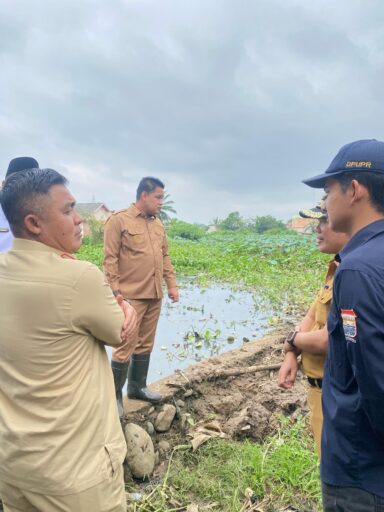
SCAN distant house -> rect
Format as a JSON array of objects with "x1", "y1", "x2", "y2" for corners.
[
  {"x1": 77, "y1": 203, "x2": 113, "y2": 237},
  {"x1": 287, "y1": 216, "x2": 315, "y2": 234}
]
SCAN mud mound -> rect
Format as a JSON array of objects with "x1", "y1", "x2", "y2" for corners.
[{"x1": 123, "y1": 332, "x2": 308, "y2": 474}]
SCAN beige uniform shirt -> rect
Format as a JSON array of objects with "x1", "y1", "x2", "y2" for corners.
[
  {"x1": 0, "y1": 239, "x2": 127, "y2": 495},
  {"x1": 103, "y1": 204, "x2": 177, "y2": 299},
  {"x1": 301, "y1": 259, "x2": 337, "y2": 379}
]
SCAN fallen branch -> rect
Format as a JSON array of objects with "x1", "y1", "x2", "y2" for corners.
[
  {"x1": 164, "y1": 358, "x2": 283, "y2": 390},
  {"x1": 206, "y1": 362, "x2": 282, "y2": 380}
]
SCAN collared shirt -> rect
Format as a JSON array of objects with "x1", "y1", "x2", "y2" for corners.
[
  {"x1": 321, "y1": 219, "x2": 384, "y2": 497},
  {"x1": 0, "y1": 239, "x2": 126, "y2": 495},
  {"x1": 301, "y1": 259, "x2": 337, "y2": 379},
  {"x1": 0, "y1": 205, "x2": 13, "y2": 252},
  {"x1": 103, "y1": 203, "x2": 177, "y2": 299}
]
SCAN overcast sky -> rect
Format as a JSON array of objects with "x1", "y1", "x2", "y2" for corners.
[{"x1": 1, "y1": 0, "x2": 383, "y2": 223}]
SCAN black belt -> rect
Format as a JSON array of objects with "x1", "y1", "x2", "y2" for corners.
[{"x1": 307, "y1": 377, "x2": 322, "y2": 389}]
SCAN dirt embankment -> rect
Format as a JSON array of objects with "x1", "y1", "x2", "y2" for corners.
[{"x1": 123, "y1": 332, "x2": 308, "y2": 478}]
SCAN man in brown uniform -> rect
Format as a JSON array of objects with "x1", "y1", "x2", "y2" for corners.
[
  {"x1": 0, "y1": 168, "x2": 136, "y2": 511},
  {"x1": 104, "y1": 176, "x2": 179, "y2": 412},
  {"x1": 278, "y1": 199, "x2": 348, "y2": 456}
]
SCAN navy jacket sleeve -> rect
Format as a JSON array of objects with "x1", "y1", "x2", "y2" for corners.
[{"x1": 334, "y1": 268, "x2": 384, "y2": 437}]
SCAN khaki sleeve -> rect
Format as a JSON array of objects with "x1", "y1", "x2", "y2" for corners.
[
  {"x1": 103, "y1": 215, "x2": 122, "y2": 291},
  {"x1": 162, "y1": 233, "x2": 177, "y2": 289},
  {"x1": 71, "y1": 264, "x2": 124, "y2": 346}
]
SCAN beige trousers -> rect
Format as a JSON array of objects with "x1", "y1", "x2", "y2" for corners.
[
  {"x1": 0, "y1": 464, "x2": 126, "y2": 512},
  {"x1": 307, "y1": 385, "x2": 323, "y2": 458},
  {"x1": 112, "y1": 298, "x2": 162, "y2": 362}
]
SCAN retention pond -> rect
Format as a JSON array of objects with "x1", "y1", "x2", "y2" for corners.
[{"x1": 108, "y1": 280, "x2": 272, "y2": 383}]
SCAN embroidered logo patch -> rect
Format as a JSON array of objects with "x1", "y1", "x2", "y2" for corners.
[
  {"x1": 345, "y1": 161, "x2": 372, "y2": 168},
  {"x1": 341, "y1": 309, "x2": 357, "y2": 342}
]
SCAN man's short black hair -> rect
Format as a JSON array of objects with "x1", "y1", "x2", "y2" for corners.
[
  {"x1": 335, "y1": 171, "x2": 384, "y2": 215},
  {"x1": 136, "y1": 177, "x2": 164, "y2": 201},
  {"x1": 1, "y1": 168, "x2": 68, "y2": 236}
]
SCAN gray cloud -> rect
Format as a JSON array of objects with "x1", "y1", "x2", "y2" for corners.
[{"x1": 1, "y1": 0, "x2": 384, "y2": 222}]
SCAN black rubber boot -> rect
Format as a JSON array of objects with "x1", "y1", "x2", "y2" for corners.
[
  {"x1": 111, "y1": 361, "x2": 129, "y2": 420},
  {"x1": 127, "y1": 353, "x2": 162, "y2": 403}
]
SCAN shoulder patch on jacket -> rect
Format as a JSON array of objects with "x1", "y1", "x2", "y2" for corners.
[{"x1": 341, "y1": 309, "x2": 357, "y2": 342}]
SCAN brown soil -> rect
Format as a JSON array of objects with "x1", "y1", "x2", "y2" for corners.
[{"x1": 123, "y1": 331, "x2": 308, "y2": 477}]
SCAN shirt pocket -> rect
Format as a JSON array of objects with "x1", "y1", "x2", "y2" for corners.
[
  {"x1": 104, "y1": 446, "x2": 116, "y2": 477},
  {"x1": 314, "y1": 287, "x2": 333, "y2": 326},
  {"x1": 319, "y1": 286, "x2": 332, "y2": 305},
  {"x1": 123, "y1": 226, "x2": 146, "y2": 249}
]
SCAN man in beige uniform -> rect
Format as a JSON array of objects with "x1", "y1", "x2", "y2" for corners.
[
  {"x1": 0, "y1": 168, "x2": 135, "y2": 512},
  {"x1": 104, "y1": 176, "x2": 178, "y2": 412},
  {"x1": 278, "y1": 199, "x2": 348, "y2": 456}
]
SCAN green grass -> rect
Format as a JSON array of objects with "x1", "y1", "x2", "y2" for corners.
[
  {"x1": 78, "y1": 244, "x2": 104, "y2": 269},
  {"x1": 127, "y1": 416, "x2": 321, "y2": 512}
]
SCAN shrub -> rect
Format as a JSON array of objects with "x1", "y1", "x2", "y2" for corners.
[
  {"x1": 83, "y1": 215, "x2": 105, "y2": 245},
  {"x1": 167, "y1": 220, "x2": 205, "y2": 240}
]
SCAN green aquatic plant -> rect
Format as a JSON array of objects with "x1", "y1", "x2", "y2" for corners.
[{"x1": 77, "y1": 231, "x2": 327, "y2": 315}]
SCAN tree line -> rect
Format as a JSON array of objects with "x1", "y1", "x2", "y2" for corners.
[{"x1": 212, "y1": 211, "x2": 286, "y2": 233}]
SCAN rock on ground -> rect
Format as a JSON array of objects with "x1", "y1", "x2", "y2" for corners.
[
  {"x1": 154, "y1": 404, "x2": 176, "y2": 432},
  {"x1": 157, "y1": 440, "x2": 171, "y2": 453},
  {"x1": 124, "y1": 423, "x2": 155, "y2": 479}
]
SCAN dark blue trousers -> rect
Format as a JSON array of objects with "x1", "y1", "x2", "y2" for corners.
[{"x1": 322, "y1": 482, "x2": 384, "y2": 512}]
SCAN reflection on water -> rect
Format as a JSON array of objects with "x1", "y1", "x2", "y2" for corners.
[{"x1": 106, "y1": 282, "x2": 271, "y2": 383}]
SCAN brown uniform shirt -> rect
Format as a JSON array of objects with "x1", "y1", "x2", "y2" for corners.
[
  {"x1": 103, "y1": 204, "x2": 177, "y2": 299},
  {"x1": 0, "y1": 239, "x2": 126, "y2": 495},
  {"x1": 301, "y1": 259, "x2": 337, "y2": 379}
]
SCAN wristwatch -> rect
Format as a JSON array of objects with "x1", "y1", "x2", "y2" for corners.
[{"x1": 285, "y1": 330, "x2": 299, "y2": 348}]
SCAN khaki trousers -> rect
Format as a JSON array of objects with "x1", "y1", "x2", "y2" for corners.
[
  {"x1": 0, "y1": 464, "x2": 126, "y2": 512},
  {"x1": 112, "y1": 299, "x2": 162, "y2": 362},
  {"x1": 307, "y1": 385, "x2": 323, "y2": 458}
]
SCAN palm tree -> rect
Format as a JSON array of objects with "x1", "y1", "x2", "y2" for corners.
[{"x1": 159, "y1": 192, "x2": 177, "y2": 224}]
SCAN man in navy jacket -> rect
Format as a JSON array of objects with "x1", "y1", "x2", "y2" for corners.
[{"x1": 303, "y1": 139, "x2": 384, "y2": 511}]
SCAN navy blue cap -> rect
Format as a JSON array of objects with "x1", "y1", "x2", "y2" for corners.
[
  {"x1": 6, "y1": 157, "x2": 39, "y2": 177},
  {"x1": 303, "y1": 139, "x2": 384, "y2": 188}
]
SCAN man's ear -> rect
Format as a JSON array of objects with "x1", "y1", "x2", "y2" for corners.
[
  {"x1": 350, "y1": 179, "x2": 367, "y2": 204},
  {"x1": 24, "y1": 214, "x2": 42, "y2": 235}
]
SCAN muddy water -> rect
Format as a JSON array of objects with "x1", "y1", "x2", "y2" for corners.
[{"x1": 106, "y1": 282, "x2": 270, "y2": 383}]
